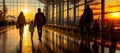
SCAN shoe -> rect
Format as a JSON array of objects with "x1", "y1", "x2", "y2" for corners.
[{"x1": 38, "y1": 38, "x2": 42, "y2": 42}]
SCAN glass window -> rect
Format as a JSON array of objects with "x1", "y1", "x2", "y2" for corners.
[{"x1": 3, "y1": 0, "x2": 45, "y2": 22}]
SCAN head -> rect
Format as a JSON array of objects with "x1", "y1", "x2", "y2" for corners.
[
  {"x1": 86, "y1": 4, "x2": 90, "y2": 8},
  {"x1": 20, "y1": 11, "x2": 23, "y2": 15},
  {"x1": 95, "y1": 19, "x2": 98, "y2": 23},
  {"x1": 38, "y1": 8, "x2": 41, "y2": 12},
  {"x1": 19, "y1": 11, "x2": 24, "y2": 17},
  {"x1": 31, "y1": 21, "x2": 33, "y2": 23}
]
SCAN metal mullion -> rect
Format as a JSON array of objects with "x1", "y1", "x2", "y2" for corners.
[{"x1": 73, "y1": 0, "x2": 76, "y2": 27}]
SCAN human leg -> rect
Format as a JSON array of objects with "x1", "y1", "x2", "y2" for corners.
[
  {"x1": 80, "y1": 26, "x2": 85, "y2": 47},
  {"x1": 37, "y1": 25, "x2": 42, "y2": 40},
  {"x1": 86, "y1": 22, "x2": 91, "y2": 47},
  {"x1": 31, "y1": 32, "x2": 33, "y2": 39},
  {"x1": 19, "y1": 27, "x2": 23, "y2": 38}
]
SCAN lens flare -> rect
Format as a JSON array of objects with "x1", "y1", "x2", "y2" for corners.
[
  {"x1": 113, "y1": 13, "x2": 118, "y2": 17},
  {"x1": 23, "y1": 8, "x2": 29, "y2": 14}
]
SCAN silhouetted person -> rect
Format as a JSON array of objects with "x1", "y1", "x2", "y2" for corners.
[
  {"x1": 109, "y1": 21, "x2": 116, "y2": 53},
  {"x1": 92, "y1": 19, "x2": 99, "y2": 53},
  {"x1": 78, "y1": 15, "x2": 86, "y2": 47},
  {"x1": 34, "y1": 8, "x2": 46, "y2": 41},
  {"x1": 84, "y1": 4, "x2": 93, "y2": 34},
  {"x1": 29, "y1": 21, "x2": 34, "y2": 39},
  {"x1": 92, "y1": 19, "x2": 100, "y2": 44},
  {"x1": 16, "y1": 12, "x2": 26, "y2": 39},
  {"x1": 83, "y1": 4, "x2": 93, "y2": 47}
]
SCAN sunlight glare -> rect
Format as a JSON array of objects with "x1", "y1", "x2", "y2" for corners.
[
  {"x1": 113, "y1": 13, "x2": 118, "y2": 17},
  {"x1": 23, "y1": 25, "x2": 29, "y2": 38},
  {"x1": 23, "y1": 8, "x2": 29, "y2": 14}
]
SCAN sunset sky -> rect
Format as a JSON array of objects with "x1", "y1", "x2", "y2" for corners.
[
  {"x1": 91, "y1": 0, "x2": 120, "y2": 19},
  {"x1": 77, "y1": 0, "x2": 120, "y2": 20},
  {"x1": 0, "y1": 0, "x2": 45, "y2": 21},
  {"x1": 0, "y1": 0, "x2": 120, "y2": 21}
]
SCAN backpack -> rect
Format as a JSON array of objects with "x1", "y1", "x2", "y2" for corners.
[{"x1": 36, "y1": 12, "x2": 46, "y2": 25}]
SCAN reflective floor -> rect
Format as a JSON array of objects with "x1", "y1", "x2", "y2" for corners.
[
  {"x1": 0, "y1": 25, "x2": 44, "y2": 53},
  {"x1": 0, "y1": 25, "x2": 120, "y2": 53}
]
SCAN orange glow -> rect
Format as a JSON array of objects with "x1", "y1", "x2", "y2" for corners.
[
  {"x1": 23, "y1": 25, "x2": 29, "y2": 39},
  {"x1": 113, "y1": 12, "x2": 119, "y2": 17},
  {"x1": 23, "y1": 8, "x2": 29, "y2": 14}
]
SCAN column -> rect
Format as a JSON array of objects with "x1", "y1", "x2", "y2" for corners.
[
  {"x1": 52, "y1": 0, "x2": 55, "y2": 25},
  {"x1": 84, "y1": 0, "x2": 87, "y2": 8},
  {"x1": 73, "y1": 0, "x2": 76, "y2": 27},
  {"x1": 3, "y1": 0, "x2": 6, "y2": 19},
  {"x1": 67, "y1": 0, "x2": 70, "y2": 26},
  {"x1": 59, "y1": 0, "x2": 61, "y2": 25},
  {"x1": 46, "y1": 0, "x2": 49, "y2": 24},
  {"x1": 61, "y1": 0, "x2": 64, "y2": 25},
  {"x1": 56, "y1": 0, "x2": 58, "y2": 25},
  {"x1": 101, "y1": 0, "x2": 105, "y2": 53}
]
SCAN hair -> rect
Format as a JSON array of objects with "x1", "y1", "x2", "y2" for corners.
[
  {"x1": 86, "y1": 5, "x2": 90, "y2": 8},
  {"x1": 38, "y1": 8, "x2": 41, "y2": 12},
  {"x1": 20, "y1": 11, "x2": 23, "y2": 15},
  {"x1": 94, "y1": 19, "x2": 98, "y2": 23},
  {"x1": 31, "y1": 21, "x2": 33, "y2": 23}
]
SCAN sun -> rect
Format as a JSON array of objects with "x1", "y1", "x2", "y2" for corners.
[
  {"x1": 23, "y1": 8, "x2": 29, "y2": 14},
  {"x1": 113, "y1": 12, "x2": 118, "y2": 17}
]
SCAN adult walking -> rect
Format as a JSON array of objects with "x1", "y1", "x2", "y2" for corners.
[
  {"x1": 34, "y1": 8, "x2": 46, "y2": 41},
  {"x1": 83, "y1": 4, "x2": 93, "y2": 35},
  {"x1": 78, "y1": 14, "x2": 86, "y2": 47},
  {"x1": 16, "y1": 11, "x2": 26, "y2": 39},
  {"x1": 83, "y1": 4, "x2": 93, "y2": 47}
]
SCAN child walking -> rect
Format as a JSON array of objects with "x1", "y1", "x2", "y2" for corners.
[
  {"x1": 29, "y1": 21, "x2": 34, "y2": 39},
  {"x1": 92, "y1": 19, "x2": 100, "y2": 53},
  {"x1": 92, "y1": 19, "x2": 100, "y2": 44}
]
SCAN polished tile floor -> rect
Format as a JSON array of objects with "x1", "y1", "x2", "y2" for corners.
[{"x1": 0, "y1": 25, "x2": 120, "y2": 53}]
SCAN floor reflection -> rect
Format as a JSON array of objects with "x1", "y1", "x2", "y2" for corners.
[
  {"x1": 32, "y1": 39, "x2": 41, "y2": 53},
  {"x1": 0, "y1": 25, "x2": 42, "y2": 53},
  {"x1": 15, "y1": 39, "x2": 41, "y2": 53},
  {"x1": 1, "y1": 25, "x2": 120, "y2": 53},
  {"x1": 42, "y1": 27, "x2": 120, "y2": 53},
  {"x1": 42, "y1": 28, "x2": 81, "y2": 53},
  {"x1": 17, "y1": 39, "x2": 22, "y2": 53},
  {"x1": 2, "y1": 31, "x2": 7, "y2": 53}
]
